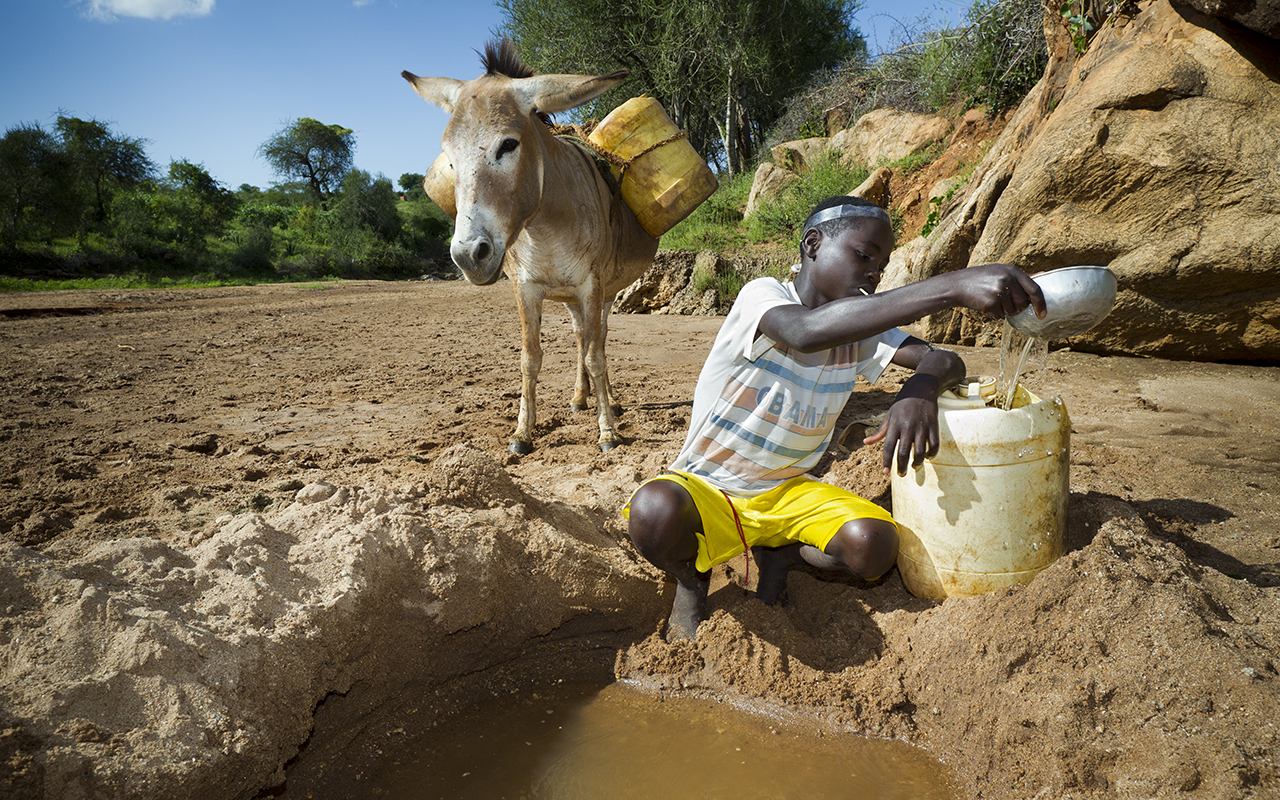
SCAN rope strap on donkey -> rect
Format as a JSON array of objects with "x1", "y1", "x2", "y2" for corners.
[{"x1": 548, "y1": 120, "x2": 688, "y2": 184}]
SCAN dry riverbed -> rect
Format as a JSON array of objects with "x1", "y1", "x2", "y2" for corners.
[{"x1": 2, "y1": 279, "x2": 1278, "y2": 798}]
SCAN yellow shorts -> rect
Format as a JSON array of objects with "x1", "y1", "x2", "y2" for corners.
[{"x1": 622, "y1": 471, "x2": 896, "y2": 574}]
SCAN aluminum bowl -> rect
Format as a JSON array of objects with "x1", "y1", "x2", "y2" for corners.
[{"x1": 1009, "y1": 265, "x2": 1117, "y2": 339}]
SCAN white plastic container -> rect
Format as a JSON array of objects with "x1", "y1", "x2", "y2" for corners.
[{"x1": 890, "y1": 378, "x2": 1070, "y2": 599}]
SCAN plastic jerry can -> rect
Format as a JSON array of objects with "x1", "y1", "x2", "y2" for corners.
[
  {"x1": 890, "y1": 377, "x2": 1070, "y2": 599},
  {"x1": 587, "y1": 96, "x2": 718, "y2": 238}
]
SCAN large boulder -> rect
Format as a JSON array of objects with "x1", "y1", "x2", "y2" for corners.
[
  {"x1": 1173, "y1": 0, "x2": 1280, "y2": 39},
  {"x1": 850, "y1": 166, "x2": 894, "y2": 208},
  {"x1": 830, "y1": 108, "x2": 952, "y2": 168},
  {"x1": 743, "y1": 161, "x2": 800, "y2": 219},
  {"x1": 885, "y1": 0, "x2": 1280, "y2": 361},
  {"x1": 769, "y1": 137, "x2": 830, "y2": 174}
]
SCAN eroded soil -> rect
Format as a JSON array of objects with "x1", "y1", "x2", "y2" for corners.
[{"x1": 2, "y1": 279, "x2": 1278, "y2": 798}]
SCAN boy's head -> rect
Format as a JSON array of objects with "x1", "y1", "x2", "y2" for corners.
[
  {"x1": 799, "y1": 196, "x2": 893, "y2": 257},
  {"x1": 794, "y1": 196, "x2": 895, "y2": 306}
]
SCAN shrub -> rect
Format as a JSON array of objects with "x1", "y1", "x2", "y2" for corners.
[
  {"x1": 748, "y1": 152, "x2": 870, "y2": 248},
  {"x1": 659, "y1": 171, "x2": 755, "y2": 252},
  {"x1": 766, "y1": 0, "x2": 1047, "y2": 152}
]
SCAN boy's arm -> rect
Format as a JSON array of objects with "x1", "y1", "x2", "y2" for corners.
[
  {"x1": 864, "y1": 338, "x2": 966, "y2": 476},
  {"x1": 759, "y1": 264, "x2": 1045, "y2": 353}
]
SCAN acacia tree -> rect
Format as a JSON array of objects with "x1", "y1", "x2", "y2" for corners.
[
  {"x1": 0, "y1": 122, "x2": 75, "y2": 251},
  {"x1": 499, "y1": 0, "x2": 864, "y2": 176},
  {"x1": 257, "y1": 118, "x2": 355, "y2": 203},
  {"x1": 54, "y1": 115, "x2": 155, "y2": 235}
]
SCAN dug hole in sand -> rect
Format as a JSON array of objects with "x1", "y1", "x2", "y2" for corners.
[{"x1": 1, "y1": 282, "x2": 1278, "y2": 798}]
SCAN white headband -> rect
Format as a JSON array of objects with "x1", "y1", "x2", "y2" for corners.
[{"x1": 803, "y1": 203, "x2": 890, "y2": 230}]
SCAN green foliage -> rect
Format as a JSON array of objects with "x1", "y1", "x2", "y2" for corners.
[
  {"x1": 920, "y1": 183, "x2": 962, "y2": 238},
  {"x1": 54, "y1": 115, "x2": 156, "y2": 233},
  {"x1": 257, "y1": 118, "x2": 355, "y2": 202},
  {"x1": 397, "y1": 173, "x2": 428, "y2": 202},
  {"x1": 768, "y1": 0, "x2": 1046, "y2": 151},
  {"x1": 0, "y1": 274, "x2": 319, "y2": 293},
  {"x1": 748, "y1": 152, "x2": 870, "y2": 248},
  {"x1": 692, "y1": 261, "x2": 748, "y2": 303},
  {"x1": 0, "y1": 122, "x2": 76, "y2": 250},
  {"x1": 499, "y1": 0, "x2": 865, "y2": 176},
  {"x1": 1060, "y1": 1, "x2": 1095, "y2": 54},
  {"x1": 659, "y1": 171, "x2": 755, "y2": 252},
  {"x1": 1, "y1": 107, "x2": 456, "y2": 287}
]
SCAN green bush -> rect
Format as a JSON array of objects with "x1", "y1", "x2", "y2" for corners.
[
  {"x1": 766, "y1": 0, "x2": 1046, "y2": 151},
  {"x1": 659, "y1": 171, "x2": 755, "y2": 252},
  {"x1": 748, "y1": 152, "x2": 870, "y2": 248}
]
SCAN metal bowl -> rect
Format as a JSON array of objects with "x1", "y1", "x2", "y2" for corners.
[{"x1": 1009, "y1": 265, "x2": 1117, "y2": 339}]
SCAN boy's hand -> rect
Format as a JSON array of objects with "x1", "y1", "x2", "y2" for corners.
[
  {"x1": 949, "y1": 264, "x2": 1047, "y2": 319},
  {"x1": 864, "y1": 396, "x2": 940, "y2": 476}
]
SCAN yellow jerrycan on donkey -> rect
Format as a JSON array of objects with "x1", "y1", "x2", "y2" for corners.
[
  {"x1": 890, "y1": 377, "x2": 1071, "y2": 600},
  {"x1": 424, "y1": 96, "x2": 717, "y2": 237}
]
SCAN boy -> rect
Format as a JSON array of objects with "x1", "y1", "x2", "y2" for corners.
[{"x1": 625, "y1": 195, "x2": 1046, "y2": 640}]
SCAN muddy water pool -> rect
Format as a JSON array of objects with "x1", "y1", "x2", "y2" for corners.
[{"x1": 367, "y1": 681, "x2": 956, "y2": 799}]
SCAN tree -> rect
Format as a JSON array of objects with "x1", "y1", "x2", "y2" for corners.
[
  {"x1": 257, "y1": 118, "x2": 355, "y2": 203},
  {"x1": 333, "y1": 169, "x2": 401, "y2": 243},
  {"x1": 54, "y1": 115, "x2": 155, "y2": 235},
  {"x1": 398, "y1": 173, "x2": 424, "y2": 193},
  {"x1": 499, "y1": 0, "x2": 865, "y2": 176},
  {"x1": 398, "y1": 172, "x2": 426, "y2": 201},
  {"x1": 167, "y1": 159, "x2": 236, "y2": 223},
  {"x1": 0, "y1": 122, "x2": 75, "y2": 251}
]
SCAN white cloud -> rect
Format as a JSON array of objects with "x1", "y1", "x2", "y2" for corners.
[
  {"x1": 83, "y1": 0, "x2": 215, "y2": 21},
  {"x1": 352, "y1": 0, "x2": 375, "y2": 6}
]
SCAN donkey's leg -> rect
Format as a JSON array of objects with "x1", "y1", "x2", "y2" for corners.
[
  {"x1": 599, "y1": 295, "x2": 622, "y2": 417},
  {"x1": 565, "y1": 301, "x2": 592, "y2": 412},
  {"x1": 511, "y1": 281, "x2": 546, "y2": 455},
  {"x1": 576, "y1": 282, "x2": 621, "y2": 451}
]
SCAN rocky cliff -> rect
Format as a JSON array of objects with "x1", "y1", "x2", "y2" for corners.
[{"x1": 883, "y1": 0, "x2": 1279, "y2": 360}]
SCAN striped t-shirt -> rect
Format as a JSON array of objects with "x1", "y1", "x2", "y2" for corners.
[{"x1": 670, "y1": 276, "x2": 909, "y2": 497}]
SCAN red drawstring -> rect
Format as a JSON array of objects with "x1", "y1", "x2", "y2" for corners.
[{"x1": 719, "y1": 489, "x2": 750, "y2": 587}]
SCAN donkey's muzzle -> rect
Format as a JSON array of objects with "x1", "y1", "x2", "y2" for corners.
[{"x1": 451, "y1": 234, "x2": 505, "y2": 286}]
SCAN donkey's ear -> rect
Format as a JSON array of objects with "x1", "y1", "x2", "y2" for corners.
[
  {"x1": 516, "y1": 70, "x2": 629, "y2": 114},
  {"x1": 402, "y1": 71, "x2": 463, "y2": 114}
]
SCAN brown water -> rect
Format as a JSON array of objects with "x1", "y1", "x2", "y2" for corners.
[{"x1": 369, "y1": 681, "x2": 956, "y2": 800}]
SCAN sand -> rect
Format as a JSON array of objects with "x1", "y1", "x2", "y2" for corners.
[{"x1": 1, "y1": 279, "x2": 1277, "y2": 798}]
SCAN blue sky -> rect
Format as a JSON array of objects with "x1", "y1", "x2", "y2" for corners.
[{"x1": 2, "y1": 0, "x2": 965, "y2": 191}]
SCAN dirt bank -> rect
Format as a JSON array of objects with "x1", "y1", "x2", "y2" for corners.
[{"x1": 1, "y1": 280, "x2": 1278, "y2": 798}]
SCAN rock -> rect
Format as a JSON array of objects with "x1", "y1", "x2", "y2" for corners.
[
  {"x1": 928, "y1": 176, "x2": 965, "y2": 202},
  {"x1": 769, "y1": 137, "x2": 830, "y2": 174},
  {"x1": 830, "y1": 109, "x2": 951, "y2": 168},
  {"x1": 850, "y1": 166, "x2": 893, "y2": 208},
  {"x1": 614, "y1": 250, "x2": 697, "y2": 313},
  {"x1": 824, "y1": 103, "x2": 852, "y2": 135},
  {"x1": 744, "y1": 162, "x2": 800, "y2": 219},
  {"x1": 1173, "y1": 0, "x2": 1280, "y2": 39},
  {"x1": 665, "y1": 251, "x2": 731, "y2": 316},
  {"x1": 294, "y1": 481, "x2": 337, "y2": 505},
  {"x1": 888, "y1": 0, "x2": 1280, "y2": 361}
]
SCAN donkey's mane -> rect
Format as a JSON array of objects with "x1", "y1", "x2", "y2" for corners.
[{"x1": 482, "y1": 38, "x2": 534, "y2": 79}]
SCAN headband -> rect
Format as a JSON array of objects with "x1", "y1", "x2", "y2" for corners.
[{"x1": 803, "y1": 203, "x2": 890, "y2": 231}]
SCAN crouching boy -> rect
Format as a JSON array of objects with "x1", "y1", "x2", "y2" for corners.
[{"x1": 624, "y1": 195, "x2": 1046, "y2": 640}]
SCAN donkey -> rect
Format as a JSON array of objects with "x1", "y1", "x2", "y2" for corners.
[{"x1": 403, "y1": 41, "x2": 659, "y2": 454}]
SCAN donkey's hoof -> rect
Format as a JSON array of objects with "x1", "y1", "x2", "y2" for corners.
[
  {"x1": 509, "y1": 439, "x2": 534, "y2": 456},
  {"x1": 570, "y1": 402, "x2": 589, "y2": 412},
  {"x1": 599, "y1": 438, "x2": 622, "y2": 453}
]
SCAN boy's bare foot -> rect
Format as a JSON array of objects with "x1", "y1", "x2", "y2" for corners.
[
  {"x1": 666, "y1": 572, "x2": 710, "y2": 641},
  {"x1": 753, "y1": 544, "x2": 807, "y2": 606}
]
